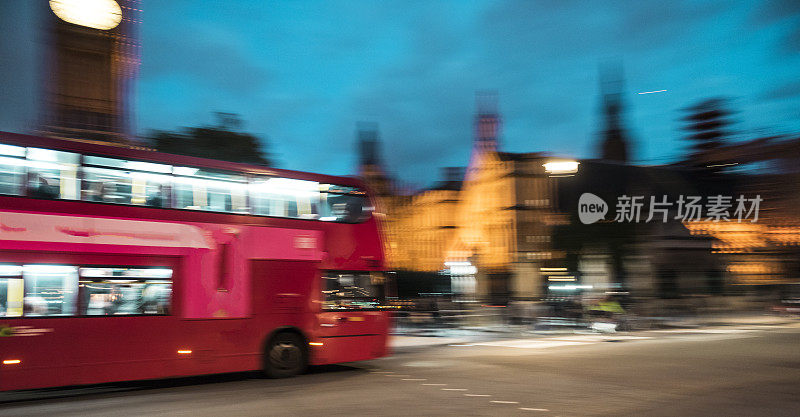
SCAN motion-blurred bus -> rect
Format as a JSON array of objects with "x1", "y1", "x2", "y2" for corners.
[{"x1": 0, "y1": 132, "x2": 391, "y2": 391}]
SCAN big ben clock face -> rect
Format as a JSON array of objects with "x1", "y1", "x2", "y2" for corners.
[{"x1": 49, "y1": 0, "x2": 123, "y2": 30}]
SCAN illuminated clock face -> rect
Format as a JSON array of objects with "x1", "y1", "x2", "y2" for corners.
[{"x1": 49, "y1": 0, "x2": 123, "y2": 31}]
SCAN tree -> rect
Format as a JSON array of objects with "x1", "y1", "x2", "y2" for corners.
[
  {"x1": 147, "y1": 113, "x2": 272, "y2": 166},
  {"x1": 681, "y1": 98, "x2": 734, "y2": 167}
]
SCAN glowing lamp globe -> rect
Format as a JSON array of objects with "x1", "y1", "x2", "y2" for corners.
[{"x1": 49, "y1": 0, "x2": 123, "y2": 30}]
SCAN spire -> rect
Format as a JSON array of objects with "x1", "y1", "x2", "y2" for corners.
[
  {"x1": 598, "y1": 62, "x2": 631, "y2": 163},
  {"x1": 474, "y1": 91, "x2": 500, "y2": 152},
  {"x1": 357, "y1": 122, "x2": 380, "y2": 166}
]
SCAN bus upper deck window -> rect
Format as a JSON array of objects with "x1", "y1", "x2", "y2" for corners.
[
  {"x1": 172, "y1": 167, "x2": 248, "y2": 213},
  {"x1": 249, "y1": 177, "x2": 320, "y2": 219},
  {"x1": 0, "y1": 144, "x2": 27, "y2": 196},
  {"x1": 26, "y1": 148, "x2": 80, "y2": 200},
  {"x1": 82, "y1": 156, "x2": 172, "y2": 207}
]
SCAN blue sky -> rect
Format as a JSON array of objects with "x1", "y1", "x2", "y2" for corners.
[{"x1": 2, "y1": 1, "x2": 800, "y2": 188}]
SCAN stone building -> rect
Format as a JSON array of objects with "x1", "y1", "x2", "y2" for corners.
[
  {"x1": 358, "y1": 95, "x2": 565, "y2": 303},
  {"x1": 358, "y1": 88, "x2": 800, "y2": 304}
]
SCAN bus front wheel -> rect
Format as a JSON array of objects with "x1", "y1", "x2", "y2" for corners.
[{"x1": 263, "y1": 332, "x2": 307, "y2": 378}]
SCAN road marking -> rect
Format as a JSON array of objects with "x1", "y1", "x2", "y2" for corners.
[
  {"x1": 422, "y1": 383, "x2": 447, "y2": 386},
  {"x1": 385, "y1": 374, "x2": 411, "y2": 377},
  {"x1": 402, "y1": 378, "x2": 427, "y2": 381},
  {"x1": 442, "y1": 388, "x2": 468, "y2": 391},
  {"x1": 519, "y1": 407, "x2": 549, "y2": 411},
  {"x1": 651, "y1": 328, "x2": 754, "y2": 334},
  {"x1": 491, "y1": 400, "x2": 520, "y2": 404},
  {"x1": 464, "y1": 394, "x2": 491, "y2": 397},
  {"x1": 448, "y1": 344, "x2": 474, "y2": 347}
]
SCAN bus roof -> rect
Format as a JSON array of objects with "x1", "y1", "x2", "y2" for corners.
[{"x1": 0, "y1": 131, "x2": 364, "y2": 188}]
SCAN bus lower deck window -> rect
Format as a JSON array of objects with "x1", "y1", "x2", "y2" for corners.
[
  {"x1": 22, "y1": 265, "x2": 79, "y2": 317},
  {"x1": 78, "y1": 267, "x2": 172, "y2": 316},
  {"x1": 0, "y1": 264, "x2": 172, "y2": 317}
]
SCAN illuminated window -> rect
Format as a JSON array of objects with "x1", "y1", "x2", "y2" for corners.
[
  {"x1": 78, "y1": 267, "x2": 172, "y2": 316},
  {"x1": 172, "y1": 168, "x2": 247, "y2": 213},
  {"x1": 0, "y1": 141, "x2": 373, "y2": 223},
  {"x1": 0, "y1": 145, "x2": 26, "y2": 196},
  {"x1": 0, "y1": 157, "x2": 25, "y2": 196},
  {"x1": 26, "y1": 148, "x2": 80, "y2": 200},
  {"x1": 22, "y1": 265, "x2": 79, "y2": 317},
  {"x1": 0, "y1": 265, "x2": 23, "y2": 317},
  {"x1": 250, "y1": 177, "x2": 320, "y2": 219},
  {"x1": 82, "y1": 156, "x2": 172, "y2": 207},
  {"x1": 0, "y1": 264, "x2": 172, "y2": 317},
  {"x1": 322, "y1": 271, "x2": 385, "y2": 310}
]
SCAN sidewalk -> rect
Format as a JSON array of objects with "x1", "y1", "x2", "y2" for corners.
[
  {"x1": 391, "y1": 328, "x2": 495, "y2": 350},
  {"x1": 390, "y1": 313, "x2": 799, "y2": 350}
]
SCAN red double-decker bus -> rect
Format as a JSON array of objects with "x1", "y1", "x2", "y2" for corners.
[{"x1": 0, "y1": 132, "x2": 391, "y2": 391}]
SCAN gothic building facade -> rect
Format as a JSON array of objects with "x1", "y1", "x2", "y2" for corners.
[
  {"x1": 356, "y1": 86, "x2": 786, "y2": 303},
  {"x1": 358, "y1": 95, "x2": 564, "y2": 303}
]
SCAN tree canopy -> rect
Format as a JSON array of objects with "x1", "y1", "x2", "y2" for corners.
[{"x1": 147, "y1": 113, "x2": 272, "y2": 166}]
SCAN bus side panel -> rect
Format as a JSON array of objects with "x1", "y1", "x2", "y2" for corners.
[
  {"x1": 0, "y1": 252, "x2": 253, "y2": 391},
  {"x1": 250, "y1": 260, "x2": 318, "y2": 349},
  {"x1": 312, "y1": 311, "x2": 392, "y2": 365}
]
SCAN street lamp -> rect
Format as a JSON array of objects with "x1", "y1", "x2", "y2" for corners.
[{"x1": 543, "y1": 160, "x2": 580, "y2": 175}]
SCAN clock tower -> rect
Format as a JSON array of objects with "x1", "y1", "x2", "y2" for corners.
[{"x1": 39, "y1": 0, "x2": 140, "y2": 144}]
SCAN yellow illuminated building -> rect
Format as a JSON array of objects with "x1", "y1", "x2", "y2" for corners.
[
  {"x1": 358, "y1": 97, "x2": 565, "y2": 302},
  {"x1": 686, "y1": 221, "x2": 800, "y2": 285}
]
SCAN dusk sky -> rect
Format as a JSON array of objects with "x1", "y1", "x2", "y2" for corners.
[{"x1": 2, "y1": 1, "x2": 800, "y2": 188}]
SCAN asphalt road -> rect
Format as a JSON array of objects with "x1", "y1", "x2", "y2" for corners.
[{"x1": 2, "y1": 322, "x2": 800, "y2": 416}]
